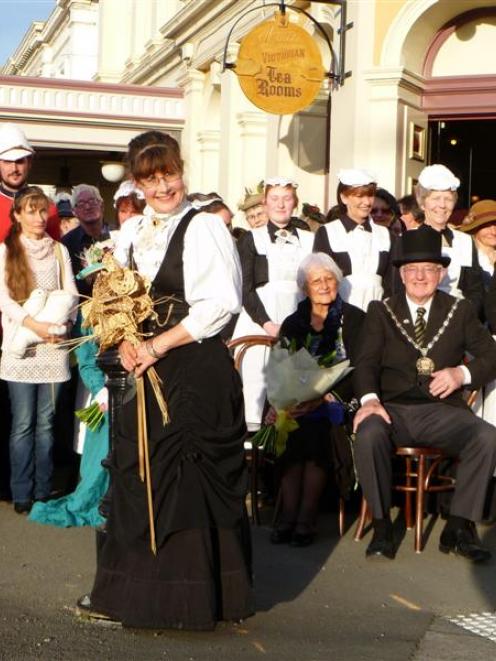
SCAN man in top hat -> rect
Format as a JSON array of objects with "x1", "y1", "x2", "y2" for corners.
[
  {"x1": 0, "y1": 123, "x2": 60, "y2": 241},
  {"x1": 352, "y1": 224, "x2": 496, "y2": 561}
]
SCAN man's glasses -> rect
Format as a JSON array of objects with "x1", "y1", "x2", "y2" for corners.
[
  {"x1": 403, "y1": 265, "x2": 442, "y2": 275},
  {"x1": 75, "y1": 199, "x2": 101, "y2": 208}
]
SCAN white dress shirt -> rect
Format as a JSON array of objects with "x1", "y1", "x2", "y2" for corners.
[{"x1": 114, "y1": 203, "x2": 242, "y2": 341}]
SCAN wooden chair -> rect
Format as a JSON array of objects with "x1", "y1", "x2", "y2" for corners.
[
  {"x1": 354, "y1": 447, "x2": 456, "y2": 552},
  {"x1": 354, "y1": 390, "x2": 478, "y2": 553},
  {"x1": 227, "y1": 334, "x2": 346, "y2": 535},
  {"x1": 227, "y1": 335, "x2": 277, "y2": 524}
]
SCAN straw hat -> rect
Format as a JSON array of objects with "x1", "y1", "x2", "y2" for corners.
[{"x1": 459, "y1": 199, "x2": 496, "y2": 234}]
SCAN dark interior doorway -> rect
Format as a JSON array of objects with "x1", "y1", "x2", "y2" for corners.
[{"x1": 428, "y1": 118, "x2": 496, "y2": 212}]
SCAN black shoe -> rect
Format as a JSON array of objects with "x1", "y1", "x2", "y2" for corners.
[
  {"x1": 270, "y1": 527, "x2": 293, "y2": 544},
  {"x1": 290, "y1": 531, "x2": 315, "y2": 547},
  {"x1": 14, "y1": 500, "x2": 33, "y2": 515},
  {"x1": 366, "y1": 528, "x2": 395, "y2": 560},
  {"x1": 76, "y1": 594, "x2": 117, "y2": 622},
  {"x1": 439, "y1": 524, "x2": 491, "y2": 563}
]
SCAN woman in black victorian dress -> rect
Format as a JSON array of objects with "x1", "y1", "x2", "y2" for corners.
[{"x1": 83, "y1": 131, "x2": 253, "y2": 629}]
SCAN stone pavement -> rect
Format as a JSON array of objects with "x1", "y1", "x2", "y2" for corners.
[{"x1": 1, "y1": 500, "x2": 496, "y2": 660}]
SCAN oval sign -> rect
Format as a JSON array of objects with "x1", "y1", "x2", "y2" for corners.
[{"x1": 236, "y1": 12, "x2": 325, "y2": 115}]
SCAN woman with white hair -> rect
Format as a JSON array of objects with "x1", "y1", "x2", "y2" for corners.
[
  {"x1": 413, "y1": 164, "x2": 483, "y2": 314},
  {"x1": 270, "y1": 252, "x2": 363, "y2": 547},
  {"x1": 233, "y1": 177, "x2": 313, "y2": 430}
]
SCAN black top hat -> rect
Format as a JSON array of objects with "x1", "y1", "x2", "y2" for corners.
[{"x1": 392, "y1": 224, "x2": 451, "y2": 267}]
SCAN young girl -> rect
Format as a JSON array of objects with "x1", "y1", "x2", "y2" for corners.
[{"x1": 0, "y1": 187, "x2": 77, "y2": 513}]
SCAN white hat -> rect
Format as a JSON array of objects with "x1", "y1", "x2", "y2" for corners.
[
  {"x1": 113, "y1": 180, "x2": 145, "y2": 207},
  {"x1": 0, "y1": 123, "x2": 34, "y2": 161},
  {"x1": 418, "y1": 164, "x2": 460, "y2": 191},
  {"x1": 337, "y1": 168, "x2": 376, "y2": 186},
  {"x1": 265, "y1": 176, "x2": 298, "y2": 189}
]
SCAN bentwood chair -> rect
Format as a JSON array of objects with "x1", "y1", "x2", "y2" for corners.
[
  {"x1": 227, "y1": 334, "x2": 347, "y2": 535},
  {"x1": 227, "y1": 335, "x2": 277, "y2": 524},
  {"x1": 354, "y1": 390, "x2": 478, "y2": 553}
]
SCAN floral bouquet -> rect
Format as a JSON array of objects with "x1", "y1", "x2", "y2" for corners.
[{"x1": 251, "y1": 341, "x2": 352, "y2": 457}]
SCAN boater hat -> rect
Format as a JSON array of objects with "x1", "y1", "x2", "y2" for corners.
[
  {"x1": 393, "y1": 225, "x2": 451, "y2": 268},
  {"x1": 459, "y1": 199, "x2": 496, "y2": 234}
]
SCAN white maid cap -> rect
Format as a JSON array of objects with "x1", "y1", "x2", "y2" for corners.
[
  {"x1": 418, "y1": 164, "x2": 460, "y2": 191},
  {"x1": 265, "y1": 176, "x2": 298, "y2": 189},
  {"x1": 337, "y1": 168, "x2": 376, "y2": 186}
]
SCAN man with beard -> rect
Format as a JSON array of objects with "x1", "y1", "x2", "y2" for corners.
[{"x1": 0, "y1": 123, "x2": 60, "y2": 241}]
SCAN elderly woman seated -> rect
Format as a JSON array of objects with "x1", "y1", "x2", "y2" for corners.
[{"x1": 270, "y1": 252, "x2": 364, "y2": 546}]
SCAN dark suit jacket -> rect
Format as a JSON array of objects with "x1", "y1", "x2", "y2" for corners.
[{"x1": 353, "y1": 290, "x2": 496, "y2": 408}]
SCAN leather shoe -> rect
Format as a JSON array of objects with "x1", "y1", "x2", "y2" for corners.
[
  {"x1": 270, "y1": 527, "x2": 293, "y2": 544},
  {"x1": 439, "y1": 524, "x2": 491, "y2": 563},
  {"x1": 14, "y1": 500, "x2": 33, "y2": 515},
  {"x1": 366, "y1": 529, "x2": 395, "y2": 560},
  {"x1": 290, "y1": 531, "x2": 315, "y2": 547}
]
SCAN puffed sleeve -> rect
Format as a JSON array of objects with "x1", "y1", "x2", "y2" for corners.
[{"x1": 181, "y1": 213, "x2": 242, "y2": 340}]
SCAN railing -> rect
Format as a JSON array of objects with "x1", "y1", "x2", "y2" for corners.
[{"x1": 0, "y1": 75, "x2": 184, "y2": 126}]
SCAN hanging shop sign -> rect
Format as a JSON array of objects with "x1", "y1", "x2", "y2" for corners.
[{"x1": 235, "y1": 11, "x2": 325, "y2": 115}]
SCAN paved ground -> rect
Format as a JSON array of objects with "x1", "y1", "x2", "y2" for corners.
[{"x1": 1, "y1": 500, "x2": 496, "y2": 660}]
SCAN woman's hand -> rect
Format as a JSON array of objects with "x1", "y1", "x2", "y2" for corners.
[
  {"x1": 118, "y1": 340, "x2": 138, "y2": 373},
  {"x1": 264, "y1": 406, "x2": 277, "y2": 425},
  {"x1": 263, "y1": 321, "x2": 281, "y2": 338},
  {"x1": 134, "y1": 341, "x2": 158, "y2": 378},
  {"x1": 24, "y1": 318, "x2": 61, "y2": 343}
]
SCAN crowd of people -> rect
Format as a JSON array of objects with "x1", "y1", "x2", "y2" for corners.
[{"x1": 1, "y1": 120, "x2": 496, "y2": 630}]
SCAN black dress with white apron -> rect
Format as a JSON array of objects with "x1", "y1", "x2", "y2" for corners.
[
  {"x1": 90, "y1": 209, "x2": 254, "y2": 629},
  {"x1": 232, "y1": 220, "x2": 313, "y2": 428},
  {"x1": 313, "y1": 216, "x2": 391, "y2": 312}
]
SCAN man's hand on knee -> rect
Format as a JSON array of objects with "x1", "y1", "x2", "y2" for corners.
[
  {"x1": 429, "y1": 367, "x2": 465, "y2": 399},
  {"x1": 353, "y1": 399, "x2": 391, "y2": 432}
]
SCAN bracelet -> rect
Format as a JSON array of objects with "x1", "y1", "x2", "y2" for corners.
[{"x1": 145, "y1": 338, "x2": 162, "y2": 360}]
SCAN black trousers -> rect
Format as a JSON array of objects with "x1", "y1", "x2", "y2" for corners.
[{"x1": 354, "y1": 402, "x2": 496, "y2": 521}]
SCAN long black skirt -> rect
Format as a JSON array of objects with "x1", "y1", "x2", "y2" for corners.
[{"x1": 90, "y1": 337, "x2": 254, "y2": 629}]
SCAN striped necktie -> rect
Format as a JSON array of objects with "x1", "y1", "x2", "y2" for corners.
[{"x1": 414, "y1": 307, "x2": 426, "y2": 345}]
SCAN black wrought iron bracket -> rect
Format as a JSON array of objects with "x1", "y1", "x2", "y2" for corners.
[{"x1": 221, "y1": 0, "x2": 353, "y2": 87}]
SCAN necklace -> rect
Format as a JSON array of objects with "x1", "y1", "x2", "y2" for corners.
[{"x1": 383, "y1": 298, "x2": 460, "y2": 375}]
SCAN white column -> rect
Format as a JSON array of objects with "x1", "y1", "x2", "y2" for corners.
[
  {"x1": 177, "y1": 68, "x2": 206, "y2": 190},
  {"x1": 95, "y1": 0, "x2": 133, "y2": 82},
  {"x1": 197, "y1": 130, "x2": 221, "y2": 194}
]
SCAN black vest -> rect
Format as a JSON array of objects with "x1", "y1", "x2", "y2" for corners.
[{"x1": 143, "y1": 208, "x2": 200, "y2": 335}]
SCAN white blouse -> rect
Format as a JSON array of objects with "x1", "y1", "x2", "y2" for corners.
[{"x1": 114, "y1": 203, "x2": 242, "y2": 341}]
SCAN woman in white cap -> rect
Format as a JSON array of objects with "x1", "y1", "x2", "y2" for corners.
[
  {"x1": 233, "y1": 177, "x2": 313, "y2": 430},
  {"x1": 414, "y1": 164, "x2": 483, "y2": 314},
  {"x1": 113, "y1": 179, "x2": 145, "y2": 226},
  {"x1": 313, "y1": 169, "x2": 391, "y2": 312}
]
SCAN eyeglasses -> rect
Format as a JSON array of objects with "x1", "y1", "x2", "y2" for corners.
[
  {"x1": 403, "y1": 265, "x2": 442, "y2": 275},
  {"x1": 75, "y1": 199, "x2": 101, "y2": 208},
  {"x1": 139, "y1": 173, "x2": 181, "y2": 190}
]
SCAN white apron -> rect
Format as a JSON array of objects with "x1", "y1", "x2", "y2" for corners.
[
  {"x1": 439, "y1": 228, "x2": 473, "y2": 299},
  {"x1": 325, "y1": 219, "x2": 390, "y2": 312},
  {"x1": 233, "y1": 226, "x2": 313, "y2": 428}
]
